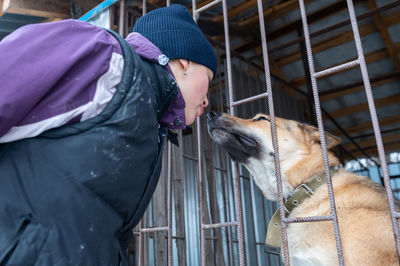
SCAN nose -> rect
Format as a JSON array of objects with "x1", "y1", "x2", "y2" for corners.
[
  {"x1": 202, "y1": 97, "x2": 209, "y2": 107},
  {"x1": 207, "y1": 111, "x2": 220, "y2": 121}
]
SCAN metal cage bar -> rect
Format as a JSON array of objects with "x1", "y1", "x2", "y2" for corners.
[
  {"x1": 221, "y1": 0, "x2": 247, "y2": 264},
  {"x1": 118, "y1": 0, "x2": 127, "y2": 37},
  {"x1": 297, "y1": 0, "x2": 344, "y2": 265},
  {"x1": 255, "y1": 0, "x2": 290, "y2": 264},
  {"x1": 142, "y1": 0, "x2": 146, "y2": 16},
  {"x1": 137, "y1": 142, "x2": 174, "y2": 266},
  {"x1": 194, "y1": 0, "x2": 222, "y2": 15},
  {"x1": 190, "y1": 0, "x2": 208, "y2": 263},
  {"x1": 167, "y1": 141, "x2": 173, "y2": 266},
  {"x1": 190, "y1": 0, "x2": 247, "y2": 265},
  {"x1": 136, "y1": 2, "x2": 175, "y2": 266},
  {"x1": 344, "y1": 0, "x2": 400, "y2": 258},
  {"x1": 231, "y1": 92, "x2": 269, "y2": 107},
  {"x1": 313, "y1": 59, "x2": 360, "y2": 79}
]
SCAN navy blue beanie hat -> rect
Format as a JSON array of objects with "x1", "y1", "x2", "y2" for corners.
[{"x1": 133, "y1": 4, "x2": 217, "y2": 75}]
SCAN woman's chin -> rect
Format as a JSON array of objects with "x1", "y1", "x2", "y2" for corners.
[
  {"x1": 185, "y1": 116, "x2": 196, "y2": 126},
  {"x1": 190, "y1": 113, "x2": 201, "y2": 125},
  {"x1": 185, "y1": 110, "x2": 203, "y2": 125}
]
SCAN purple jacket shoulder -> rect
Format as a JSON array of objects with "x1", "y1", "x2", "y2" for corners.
[{"x1": 0, "y1": 19, "x2": 185, "y2": 143}]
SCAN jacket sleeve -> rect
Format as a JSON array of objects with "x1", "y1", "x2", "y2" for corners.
[{"x1": 0, "y1": 19, "x2": 123, "y2": 142}]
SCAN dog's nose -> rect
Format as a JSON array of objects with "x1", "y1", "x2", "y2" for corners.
[{"x1": 207, "y1": 111, "x2": 220, "y2": 121}]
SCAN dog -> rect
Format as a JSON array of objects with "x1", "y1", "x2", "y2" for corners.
[{"x1": 207, "y1": 111, "x2": 398, "y2": 265}]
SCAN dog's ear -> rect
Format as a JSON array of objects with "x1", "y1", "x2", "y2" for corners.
[
  {"x1": 324, "y1": 131, "x2": 341, "y2": 149},
  {"x1": 299, "y1": 123, "x2": 341, "y2": 149}
]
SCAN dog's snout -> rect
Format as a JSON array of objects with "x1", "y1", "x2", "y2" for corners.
[{"x1": 207, "y1": 111, "x2": 220, "y2": 121}]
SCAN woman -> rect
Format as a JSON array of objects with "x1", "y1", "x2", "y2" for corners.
[{"x1": 0, "y1": 4, "x2": 216, "y2": 265}]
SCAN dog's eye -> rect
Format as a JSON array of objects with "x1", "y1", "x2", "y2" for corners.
[{"x1": 254, "y1": 116, "x2": 270, "y2": 122}]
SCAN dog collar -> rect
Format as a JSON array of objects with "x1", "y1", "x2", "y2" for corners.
[{"x1": 265, "y1": 167, "x2": 337, "y2": 255}]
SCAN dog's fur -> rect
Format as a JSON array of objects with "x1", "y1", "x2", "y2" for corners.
[{"x1": 207, "y1": 112, "x2": 399, "y2": 266}]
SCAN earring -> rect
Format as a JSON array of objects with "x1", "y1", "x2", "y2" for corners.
[{"x1": 184, "y1": 70, "x2": 188, "y2": 76}]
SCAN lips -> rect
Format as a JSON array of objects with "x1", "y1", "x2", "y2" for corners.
[{"x1": 198, "y1": 106, "x2": 204, "y2": 116}]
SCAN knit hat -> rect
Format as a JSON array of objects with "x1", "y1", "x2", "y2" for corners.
[{"x1": 133, "y1": 4, "x2": 217, "y2": 75}]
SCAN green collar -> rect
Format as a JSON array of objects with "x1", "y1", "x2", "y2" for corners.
[{"x1": 265, "y1": 168, "x2": 337, "y2": 255}]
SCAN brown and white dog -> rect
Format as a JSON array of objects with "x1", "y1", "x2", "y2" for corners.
[{"x1": 207, "y1": 111, "x2": 398, "y2": 265}]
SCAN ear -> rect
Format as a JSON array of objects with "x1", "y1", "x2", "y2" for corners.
[
  {"x1": 324, "y1": 131, "x2": 341, "y2": 149},
  {"x1": 177, "y1": 59, "x2": 189, "y2": 72},
  {"x1": 299, "y1": 123, "x2": 341, "y2": 149}
]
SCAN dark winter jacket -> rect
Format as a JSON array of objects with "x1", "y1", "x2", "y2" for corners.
[{"x1": 0, "y1": 20, "x2": 183, "y2": 265}]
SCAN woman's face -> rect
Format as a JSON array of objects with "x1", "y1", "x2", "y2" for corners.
[{"x1": 170, "y1": 60, "x2": 214, "y2": 125}]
